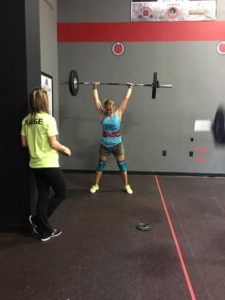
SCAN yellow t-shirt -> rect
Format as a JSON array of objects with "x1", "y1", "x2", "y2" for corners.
[{"x1": 21, "y1": 112, "x2": 59, "y2": 168}]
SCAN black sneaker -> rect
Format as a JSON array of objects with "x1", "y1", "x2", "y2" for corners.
[
  {"x1": 41, "y1": 229, "x2": 62, "y2": 242},
  {"x1": 29, "y1": 215, "x2": 38, "y2": 234}
]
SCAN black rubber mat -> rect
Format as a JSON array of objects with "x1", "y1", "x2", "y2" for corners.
[{"x1": 0, "y1": 173, "x2": 225, "y2": 299}]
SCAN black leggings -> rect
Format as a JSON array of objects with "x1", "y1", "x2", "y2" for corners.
[{"x1": 32, "y1": 167, "x2": 66, "y2": 235}]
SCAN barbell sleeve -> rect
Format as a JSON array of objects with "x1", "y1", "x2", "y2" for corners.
[{"x1": 158, "y1": 84, "x2": 173, "y2": 88}]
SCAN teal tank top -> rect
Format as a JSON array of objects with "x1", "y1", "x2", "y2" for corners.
[{"x1": 101, "y1": 112, "x2": 122, "y2": 147}]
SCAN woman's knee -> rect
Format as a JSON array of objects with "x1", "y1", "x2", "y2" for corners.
[
  {"x1": 116, "y1": 159, "x2": 127, "y2": 172},
  {"x1": 96, "y1": 156, "x2": 107, "y2": 172}
]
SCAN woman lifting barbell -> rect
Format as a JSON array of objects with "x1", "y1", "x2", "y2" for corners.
[{"x1": 89, "y1": 80, "x2": 133, "y2": 194}]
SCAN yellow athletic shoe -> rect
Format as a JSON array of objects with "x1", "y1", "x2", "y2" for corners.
[
  {"x1": 124, "y1": 184, "x2": 133, "y2": 194},
  {"x1": 90, "y1": 184, "x2": 99, "y2": 193}
]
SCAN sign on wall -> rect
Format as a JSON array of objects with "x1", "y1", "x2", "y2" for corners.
[
  {"x1": 41, "y1": 72, "x2": 53, "y2": 116},
  {"x1": 131, "y1": 0, "x2": 217, "y2": 22}
]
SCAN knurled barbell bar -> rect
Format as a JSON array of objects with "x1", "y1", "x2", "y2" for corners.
[{"x1": 67, "y1": 69, "x2": 173, "y2": 99}]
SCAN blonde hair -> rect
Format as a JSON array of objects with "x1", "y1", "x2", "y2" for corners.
[
  {"x1": 103, "y1": 98, "x2": 115, "y2": 109},
  {"x1": 29, "y1": 88, "x2": 49, "y2": 118}
]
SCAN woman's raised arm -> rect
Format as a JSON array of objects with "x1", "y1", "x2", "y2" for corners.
[
  {"x1": 117, "y1": 82, "x2": 133, "y2": 114},
  {"x1": 92, "y1": 81, "x2": 104, "y2": 114}
]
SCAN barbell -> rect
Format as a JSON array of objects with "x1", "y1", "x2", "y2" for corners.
[{"x1": 67, "y1": 69, "x2": 173, "y2": 99}]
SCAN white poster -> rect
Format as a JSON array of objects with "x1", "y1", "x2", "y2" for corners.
[
  {"x1": 41, "y1": 72, "x2": 53, "y2": 116},
  {"x1": 131, "y1": 0, "x2": 217, "y2": 22}
]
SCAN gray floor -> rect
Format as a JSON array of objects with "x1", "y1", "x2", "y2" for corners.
[{"x1": 1, "y1": 173, "x2": 225, "y2": 300}]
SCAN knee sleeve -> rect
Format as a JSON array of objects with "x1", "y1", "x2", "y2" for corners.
[
  {"x1": 97, "y1": 160, "x2": 106, "y2": 172},
  {"x1": 117, "y1": 160, "x2": 127, "y2": 172}
]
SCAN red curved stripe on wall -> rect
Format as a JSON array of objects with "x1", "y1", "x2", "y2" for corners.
[{"x1": 57, "y1": 21, "x2": 225, "y2": 42}]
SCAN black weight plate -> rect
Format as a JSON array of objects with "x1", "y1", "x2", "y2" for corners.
[
  {"x1": 212, "y1": 105, "x2": 225, "y2": 144},
  {"x1": 152, "y1": 72, "x2": 158, "y2": 99},
  {"x1": 69, "y1": 70, "x2": 79, "y2": 96},
  {"x1": 136, "y1": 223, "x2": 152, "y2": 231}
]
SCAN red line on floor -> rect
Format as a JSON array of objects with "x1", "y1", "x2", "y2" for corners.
[{"x1": 155, "y1": 176, "x2": 196, "y2": 300}]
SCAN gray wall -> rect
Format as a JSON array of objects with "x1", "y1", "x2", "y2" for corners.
[{"x1": 57, "y1": 0, "x2": 225, "y2": 174}]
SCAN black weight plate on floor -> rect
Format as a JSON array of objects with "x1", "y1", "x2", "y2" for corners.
[{"x1": 136, "y1": 223, "x2": 152, "y2": 231}]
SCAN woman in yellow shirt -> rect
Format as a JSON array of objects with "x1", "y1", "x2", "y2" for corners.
[{"x1": 21, "y1": 88, "x2": 71, "y2": 241}]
